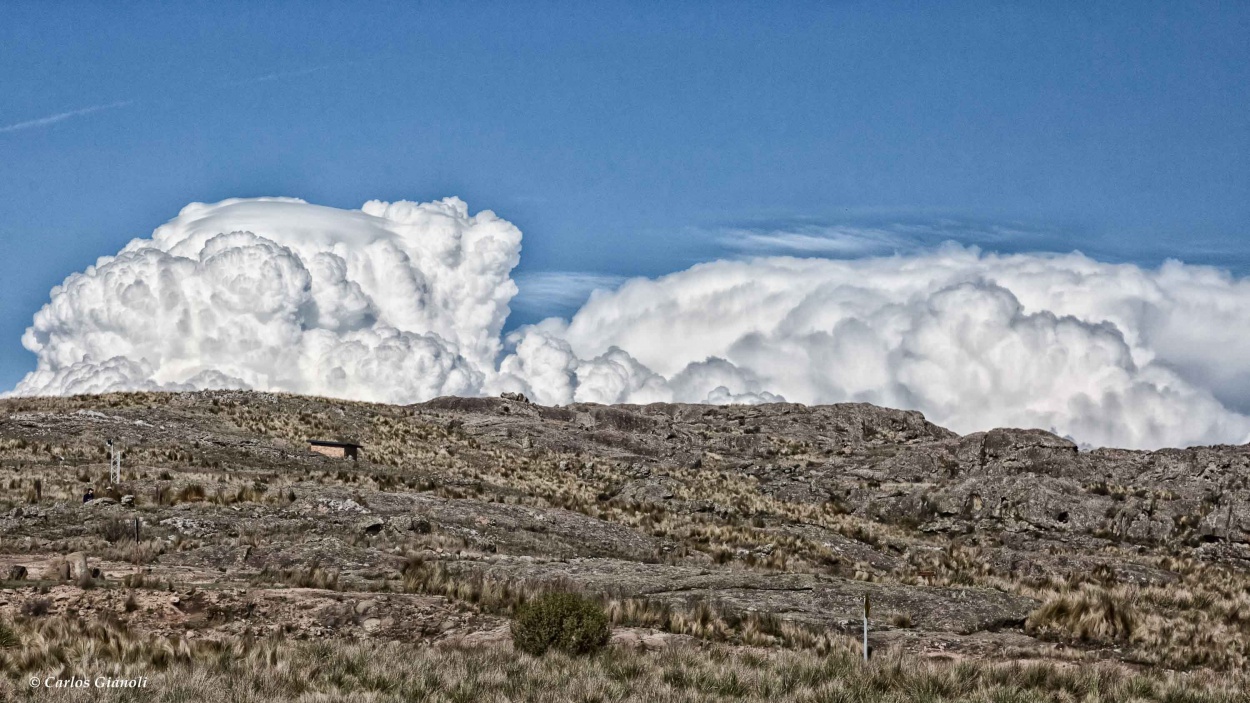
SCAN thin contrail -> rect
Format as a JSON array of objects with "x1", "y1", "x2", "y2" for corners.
[
  {"x1": 0, "y1": 100, "x2": 135, "y2": 134},
  {"x1": 220, "y1": 62, "x2": 348, "y2": 88},
  {"x1": 0, "y1": 59, "x2": 364, "y2": 136}
]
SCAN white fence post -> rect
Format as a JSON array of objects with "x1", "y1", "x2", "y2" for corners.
[
  {"x1": 108, "y1": 440, "x2": 122, "y2": 484},
  {"x1": 863, "y1": 592, "x2": 870, "y2": 662}
]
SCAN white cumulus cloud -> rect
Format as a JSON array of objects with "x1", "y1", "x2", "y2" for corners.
[
  {"x1": 498, "y1": 246, "x2": 1250, "y2": 449},
  {"x1": 13, "y1": 197, "x2": 1250, "y2": 449}
]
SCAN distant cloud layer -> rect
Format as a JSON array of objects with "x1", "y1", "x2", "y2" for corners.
[
  {"x1": 13, "y1": 197, "x2": 1250, "y2": 449},
  {"x1": 511, "y1": 271, "x2": 627, "y2": 316}
]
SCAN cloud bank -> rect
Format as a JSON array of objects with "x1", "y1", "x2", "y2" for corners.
[{"x1": 14, "y1": 197, "x2": 1250, "y2": 449}]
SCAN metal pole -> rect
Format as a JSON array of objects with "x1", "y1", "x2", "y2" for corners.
[{"x1": 863, "y1": 593, "x2": 870, "y2": 662}]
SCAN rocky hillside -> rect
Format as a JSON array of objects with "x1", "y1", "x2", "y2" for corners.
[{"x1": 1, "y1": 390, "x2": 1249, "y2": 673}]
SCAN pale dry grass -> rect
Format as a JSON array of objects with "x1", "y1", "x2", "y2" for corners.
[
  {"x1": 1, "y1": 615, "x2": 1249, "y2": 702},
  {"x1": 898, "y1": 542, "x2": 1250, "y2": 670}
]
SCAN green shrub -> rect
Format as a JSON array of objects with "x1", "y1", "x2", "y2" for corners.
[{"x1": 511, "y1": 592, "x2": 611, "y2": 656}]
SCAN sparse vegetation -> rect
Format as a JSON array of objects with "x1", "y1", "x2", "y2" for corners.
[
  {"x1": 257, "y1": 561, "x2": 341, "y2": 590},
  {"x1": 2, "y1": 390, "x2": 1250, "y2": 699}
]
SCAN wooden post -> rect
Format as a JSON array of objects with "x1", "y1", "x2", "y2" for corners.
[
  {"x1": 134, "y1": 517, "x2": 140, "y2": 543},
  {"x1": 863, "y1": 592, "x2": 870, "y2": 662}
]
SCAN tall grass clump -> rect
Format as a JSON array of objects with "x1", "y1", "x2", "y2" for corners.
[
  {"x1": 0, "y1": 621, "x2": 18, "y2": 650},
  {"x1": 1026, "y1": 583, "x2": 1136, "y2": 643}
]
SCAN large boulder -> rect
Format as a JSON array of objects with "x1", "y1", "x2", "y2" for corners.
[{"x1": 66, "y1": 552, "x2": 90, "y2": 580}]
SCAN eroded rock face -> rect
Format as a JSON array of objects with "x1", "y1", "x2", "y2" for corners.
[{"x1": 420, "y1": 396, "x2": 1250, "y2": 551}]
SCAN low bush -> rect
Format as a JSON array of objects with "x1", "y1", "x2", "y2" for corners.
[
  {"x1": 511, "y1": 592, "x2": 610, "y2": 656},
  {"x1": 21, "y1": 598, "x2": 51, "y2": 617},
  {"x1": 98, "y1": 516, "x2": 133, "y2": 543}
]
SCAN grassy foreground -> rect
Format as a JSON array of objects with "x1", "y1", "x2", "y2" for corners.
[{"x1": 2, "y1": 617, "x2": 1249, "y2": 702}]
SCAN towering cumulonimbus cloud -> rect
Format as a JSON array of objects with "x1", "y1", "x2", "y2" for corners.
[
  {"x1": 15, "y1": 197, "x2": 519, "y2": 404},
  {"x1": 13, "y1": 197, "x2": 1250, "y2": 450}
]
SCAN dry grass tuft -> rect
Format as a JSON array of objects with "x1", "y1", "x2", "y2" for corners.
[
  {"x1": 257, "y1": 561, "x2": 341, "y2": 590},
  {"x1": 0, "y1": 622, "x2": 18, "y2": 650},
  {"x1": 1027, "y1": 584, "x2": 1136, "y2": 643}
]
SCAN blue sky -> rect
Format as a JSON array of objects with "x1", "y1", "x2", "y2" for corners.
[{"x1": 1, "y1": 1, "x2": 1247, "y2": 390}]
